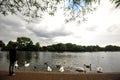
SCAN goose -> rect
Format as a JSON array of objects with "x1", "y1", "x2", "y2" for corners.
[
  {"x1": 47, "y1": 66, "x2": 52, "y2": 72},
  {"x1": 97, "y1": 67, "x2": 103, "y2": 73},
  {"x1": 56, "y1": 65, "x2": 61, "y2": 69},
  {"x1": 24, "y1": 61, "x2": 30, "y2": 67},
  {"x1": 84, "y1": 64, "x2": 92, "y2": 71},
  {"x1": 44, "y1": 62, "x2": 48, "y2": 66},
  {"x1": 59, "y1": 66, "x2": 64, "y2": 72}
]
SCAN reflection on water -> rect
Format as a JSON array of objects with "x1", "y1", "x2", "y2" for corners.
[{"x1": 0, "y1": 51, "x2": 120, "y2": 73}]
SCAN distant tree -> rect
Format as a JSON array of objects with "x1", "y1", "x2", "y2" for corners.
[
  {"x1": 0, "y1": 40, "x2": 5, "y2": 47},
  {"x1": 0, "y1": 40, "x2": 5, "y2": 50},
  {"x1": 17, "y1": 37, "x2": 33, "y2": 50},
  {"x1": 65, "y1": 43, "x2": 75, "y2": 51},
  {"x1": 6, "y1": 41, "x2": 16, "y2": 50},
  {"x1": 86, "y1": 45, "x2": 101, "y2": 51},
  {"x1": 73, "y1": 45, "x2": 84, "y2": 52},
  {"x1": 47, "y1": 45, "x2": 56, "y2": 51},
  {"x1": 53, "y1": 43, "x2": 66, "y2": 51},
  {"x1": 41, "y1": 46, "x2": 48, "y2": 51},
  {"x1": 105, "y1": 45, "x2": 120, "y2": 51},
  {"x1": 34, "y1": 42, "x2": 41, "y2": 51}
]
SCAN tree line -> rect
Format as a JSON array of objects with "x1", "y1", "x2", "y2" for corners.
[{"x1": 1, "y1": 37, "x2": 120, "y2": 52}]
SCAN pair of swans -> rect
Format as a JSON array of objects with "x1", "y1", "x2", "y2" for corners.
[
  {"x1": 14, "y1": 61, "x2": 30, "y2": 68},
  {"x1": 75, "y1": 64, "x2": 91, "y2": 72},
  {"x1": 44, "y1": 62, "x2": 64, "y2": 72},
  {"x1": 47, "y1": 66, "x2": 64, "y2": 72},
  {"x1": 75, "y1": 64, "x2": 103, "y2": 73}
]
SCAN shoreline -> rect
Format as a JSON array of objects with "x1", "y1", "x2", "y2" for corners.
[
  {"x1": 1, "y1": 69, "x2": 120, "y2": 74},
  {"x1": 0, "y1": 70, "x2": 120, "y2": 80}
]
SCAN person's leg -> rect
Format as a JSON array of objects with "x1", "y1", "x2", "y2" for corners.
[
  {"x1": 9, "y1": 62, "x2": 13, "y2": 75},
  {"x1": 11, "y1": 61, "x2": 15, "y2": 74},
  {"x1": 9, "y1": 61, "x2": 15, "y2": 75}
]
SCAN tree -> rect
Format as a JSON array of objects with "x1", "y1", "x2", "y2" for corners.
[
  {"x1": 0, "y1": 0, "x2": 119, "y2": 22},
  {"x1": 0, "y1": 40, "x2": 5, "y2": 50},
  {"x1": 0, "y1": 40, "x2": 5, "y2": 47},
  {"x1": 105, "y1": 45, "x2": 120, "y2": 51},
  {"x1": 65, "y1": 43, "x2": 75, "y2": 51},
  {"x1": 52, "y1": 43, "x2": 66, "y2": 51},
  {"x1": 17, "y1": 37, "x2": 33, "y2": 50},
  {"x1": 6, "y1": 41, "x2": 16, "y2": 50},
  {"x1": 112, "y1": 0, "x2": 120, "y2": 8},
  {"x1": 34, "y1": 42, "x2": 41, "y2": 51}
]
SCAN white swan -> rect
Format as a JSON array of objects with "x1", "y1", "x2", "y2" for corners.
[
  {"x1": 59, "y1": 66, "x2": 64, "y2": 72},
  {"x1": 15, "y1": 61, "x2": 18, "y2": 68},
  {"x1": 24, "y1": 61, "x2": 30, "y2": 67},
  {"x1": 47, "y1": 66, "x2": 52, "y2": 72},
  {"x1": 97, "y1": 67, "x2": 103, "y2": 73}
]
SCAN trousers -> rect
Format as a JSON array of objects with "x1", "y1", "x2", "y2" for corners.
[{"x1": 9, "y1": 61, "x2": 15, "y2": 75}]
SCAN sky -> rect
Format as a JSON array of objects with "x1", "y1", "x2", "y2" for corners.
[{"x1": 0, "y1": 0, "x2": 120, "y2": 47}]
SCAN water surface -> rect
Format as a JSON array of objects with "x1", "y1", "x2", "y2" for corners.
[{"x1": 0, "y1": 51, "x2": 120, "y2": 73}]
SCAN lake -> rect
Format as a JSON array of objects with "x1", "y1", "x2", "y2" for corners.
[{"x1": 0, "y1": 51, "x2": 120, "y2": 73}]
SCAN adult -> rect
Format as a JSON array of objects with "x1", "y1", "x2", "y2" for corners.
[{"x1": 9, "y1": 44, "x2": 18, "y2": 76}]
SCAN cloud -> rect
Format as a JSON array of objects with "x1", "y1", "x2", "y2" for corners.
[
  {"x1": 27, "y1": 25, "x2": 71, "y2": 38},
  {"x1": 0, "y1": 14, "x2": 32, "y2": 43}
]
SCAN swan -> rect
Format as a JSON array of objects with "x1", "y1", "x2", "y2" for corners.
[
  {"x1": 47, "y1": 66, "x2": 52, "y2": 72},
  {"x1": 97, "y1": 67, "x2": 103, "y2": 73},
  {"x1": 75, "y1": 67, "x2": 86, "y2": 73},
  {"x1": 44, "y1": 62, "x2": 52, "y2": 71},
  {"x1": 59, "y1": 66, "x2": 64, "y2": 72},
  {"x1": 24, "y1": 61, "x2": 30, "y2": 67},
  {"x1": 15, "y1": 61, "x2": 18, "y2": 68}
]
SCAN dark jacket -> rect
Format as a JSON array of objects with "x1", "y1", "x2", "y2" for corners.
[{"x1": 9, "y1": 49, "x2": 17, "y2": 62}]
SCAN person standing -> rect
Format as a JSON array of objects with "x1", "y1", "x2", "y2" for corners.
[{"x1": 9, "y1": 44, "x2": 18, "y2": 76}]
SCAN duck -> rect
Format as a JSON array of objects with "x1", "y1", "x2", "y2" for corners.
[
  {"x1": 59, "y1": 66, "x2": 64, "y2": 72},
  {"x1": 24, "y1": 61, "x2": 30, "y2": 67},
  {"x1": 97, "y1": 67, "x2": 103, "y2": 73}
]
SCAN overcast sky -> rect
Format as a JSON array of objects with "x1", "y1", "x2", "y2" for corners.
[{"x1": 0, "y1": 0, "x2": 120, "y2": 47}]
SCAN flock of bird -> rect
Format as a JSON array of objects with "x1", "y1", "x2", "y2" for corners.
[
  {"x1": 14, "y1": 61, "x2": 65, "y2": 72},
  {"x1": 14, "y1": 61, "x2": 103, "y2": 73}
]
